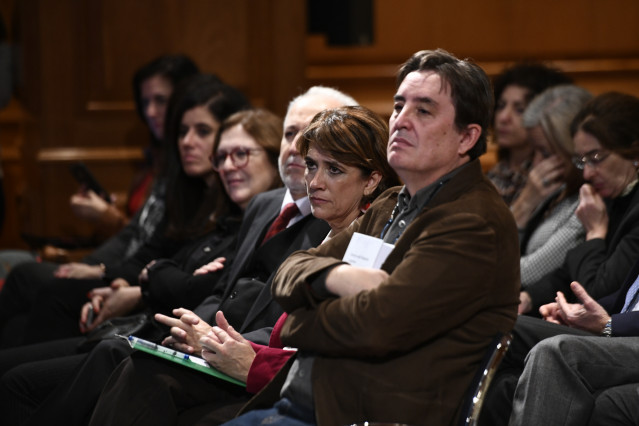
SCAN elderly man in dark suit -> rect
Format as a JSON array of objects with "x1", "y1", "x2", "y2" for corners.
[{"x1": 224, "y1": 49, "x2": 520, "y2": 426}]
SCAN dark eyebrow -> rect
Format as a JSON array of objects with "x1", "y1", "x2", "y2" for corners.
[
  {"x1": 416, "y1": 96, "x2": 437, "y2": 106},
  {"x1": 326, "y1": 159, "x2": 343, "y2": 169},
  {"x1": 393, "y1": 94, "x2": 437, "y2": 106}
]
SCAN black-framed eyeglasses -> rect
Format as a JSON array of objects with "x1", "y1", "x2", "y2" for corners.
[
  {"x1": 211, "y1": 147, "x2": 263, "y2": 171},
  {"x1": 571, "y1": 150, "x2": 611, "y2": 170}
]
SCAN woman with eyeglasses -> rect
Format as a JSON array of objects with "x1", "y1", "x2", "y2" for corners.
[
  {"x1": 73, "y1": 107, "x2": 283, "y2": 334},
  {"x1": 519, "y1": 92, "x2": 639, "y2": 315},
  {"x1": 511, "y1": 85, "x2": 592, "y2": 291}
]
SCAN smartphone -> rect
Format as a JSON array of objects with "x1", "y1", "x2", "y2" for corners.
[
  {"x1": 86, "y1": 304, "x2": 95, "y2": 328},
  {"x1": 69, "y1": 161, "x2": 112, "y2": 203}
]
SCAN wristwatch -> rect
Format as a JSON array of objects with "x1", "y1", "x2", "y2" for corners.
[{"x1": 602, "y1": 318, "x2": 612, "y2": 337}]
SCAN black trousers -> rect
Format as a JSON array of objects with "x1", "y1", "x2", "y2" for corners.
[
  {"x1": 0, "y1": 338, "x2": 134, "y2": 426},
  {"x1": 90, "y1": 349, "x2": 251, "y2": 426},
  {"x1": 0, "y1": 261, "x2": 57, "y2": 347},
  {"x1": 0, "y1": 337, "x2": 85, "y2": 425},
  {"x1": 0, "y1": 260, "x2": 104, "y2": 347}
]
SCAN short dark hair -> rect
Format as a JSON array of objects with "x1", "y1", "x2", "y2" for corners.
[
  {"x1": 299, "y1": 106, "x2": 400, "y2": 206},
  {"x1": 571, "y1": 91, "x2": 639, "y2": 160},
  {"x1": 396, "y1": 49, "x2": 494, "y2": 160}
]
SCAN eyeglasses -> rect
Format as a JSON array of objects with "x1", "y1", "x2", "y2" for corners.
[
  {"x1": 571, "y1": 150, "x2": 611, "y2": 170},
  {"x1": 212, "y1": 147, "x2": 263, "y2": 171}
]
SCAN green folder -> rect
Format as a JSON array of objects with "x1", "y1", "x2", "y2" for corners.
[{"x1": 123, "y1": 335, "x2": 245, "y2": 387}]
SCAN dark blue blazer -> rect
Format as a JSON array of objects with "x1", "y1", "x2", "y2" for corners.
[{"x1": 599, "y1": 258, "x2": 639, "y2": 336}]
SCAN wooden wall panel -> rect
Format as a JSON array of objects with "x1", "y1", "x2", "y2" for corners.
[
  {"x1": 305, "y1": 0, "x2": 639, "y2": 172},
  {"x1": 2, "y1": 0, "x2": 639, "y2": 249},
  {"x1": 0, "y1": 0, "x2": 305, "y2": 249}
]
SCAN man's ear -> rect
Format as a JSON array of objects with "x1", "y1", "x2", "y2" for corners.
[{"x1": 457, "y1": 124, "x2": 482, "y2": 156}]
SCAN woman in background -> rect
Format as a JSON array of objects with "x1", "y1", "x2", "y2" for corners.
[
  {"x1": 0, "y1": 54, "x2": 199, "y2": 344},
  {"x1": 486, "y1": 62, "x2": 572, "y2": 206},
  {"x1": 0, "y1": 73, "x2": 249, "y2": 347},
  {"x1": 515, "y1": 85, "x2": 592, "y2": 289},
  {"x1": 70, "y1": 54, "x2": 199, "y2": 238}
]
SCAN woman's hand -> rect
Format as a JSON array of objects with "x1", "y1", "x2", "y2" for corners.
[
  {"x1": 70, "y1": 189, "x2": 111, "y2": 222},
  {"x1": 79, "y1": 285, "x2": 112, "y2": 333},
  {"x1": 200, "y1": 311, "x2": 255, "y2": 383},
  {"x1": 79, "y1": 279, "x2": 140, "y2": 333},
  {"x1": 54, "y1": 262, "x2": 104, "y2": 279},
  {"x1": 193, "y1": 258, "x2": 226, "y2": 276},
  {"x1": 138, "y1": 260, "x2": 157, "y2": 284},
  {"x1": 576, "y1": 184, "x2": 609, "y2": 240},
  {"x1": 155, "y1": 308, "x2": 211, "y2": 354},
  {"x1": 510, "y1": 155, "x2": 564, "y2": 228}
]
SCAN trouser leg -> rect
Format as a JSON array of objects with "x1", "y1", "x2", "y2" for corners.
[
  {"x1": 510, "y1": 336, "x2": 639, "y2": 426},
  {"x1": 589, "y1": 383, "x2": 639, "y2": 426}
]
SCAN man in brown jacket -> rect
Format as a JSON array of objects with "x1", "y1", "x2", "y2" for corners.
[{"x1": 229, "y1": 49, "x2": 521, "y2": 426}]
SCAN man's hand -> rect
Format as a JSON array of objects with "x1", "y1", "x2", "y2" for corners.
[
  {"x1": 518, "y1": 291, "x2": 533, "y2": 315},
  {"x1": 539, "y1": 301, "x2": 565, "y2": 325},
  {"x1": 576, "y1": 184, "x2": 609, "y2": 241},
  {"x1": 155, "y1": 308, "x2": 211, "y2": 354},
  {"x1": 193, "y1": 257, "x2": 226, "y2": 276},
  {"x1": 555, "y1": 281, "x2": 611, "y2": 334},
  {"x1": 199, "y1": 311, "x2": 255, "y2": 383},
  {"x1": 325, "y1": 264, "x2": 389, "y2": 297},
  {"x1": 54, "y1": 262, "x2": 104, "y2": 279}
]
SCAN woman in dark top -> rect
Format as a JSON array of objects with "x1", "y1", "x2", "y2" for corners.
[
  {"x1": 0, "y1": 74, "x2": 251, "y2": 347},
  {"x1": 79, "y1": 107, "x2": 284, "y2": 331},
  {"x1": 0, "y1": 55, "x2": 199, "y2": 343}
]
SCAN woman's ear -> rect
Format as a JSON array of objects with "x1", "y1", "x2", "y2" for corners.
[{"x1": 363, "y1": 171, "x2": 383, "y2": 196}]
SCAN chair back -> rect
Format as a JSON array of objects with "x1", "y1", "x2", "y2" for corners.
[{"x1": 458, "y1": 332, "x2": 513, "y2": 426}]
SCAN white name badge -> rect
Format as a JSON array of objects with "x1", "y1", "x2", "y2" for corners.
[{"x1": 342, "y1": 232, "x2": 395, "y2": 269}]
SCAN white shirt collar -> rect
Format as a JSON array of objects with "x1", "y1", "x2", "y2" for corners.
[{"x1": 281, "y1": 190, "x2": 311, "y2": 227}]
